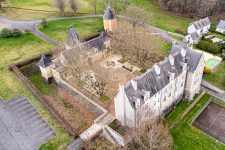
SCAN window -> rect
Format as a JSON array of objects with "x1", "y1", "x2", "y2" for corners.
[
  {"x1": 169, "y1": 92, "x2": 172, "y2": 97},
  {"x1": 164, "y1": 97, "x2": 166, "y2": 102},
  {"x1": 181, "y1": 83, "x2": 184, "y2": 87},
  {"x1": 154, "y1": 101, "x2": 156, "y2": 106}
]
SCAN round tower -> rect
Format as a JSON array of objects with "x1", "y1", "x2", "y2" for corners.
[{"x1": 103, "y1": 5, "x2": 117, "y2": 32}]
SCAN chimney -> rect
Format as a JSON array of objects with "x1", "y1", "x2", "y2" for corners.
[
  {"x1": 154, "y1": 64, "x2": 161, "y2": 76},
  {"x1": 131, "y1": 79, "x2": 137, "y2": 91},
  {"x1": 168, "y1": 54, "x2": 175, "y2": 66}
]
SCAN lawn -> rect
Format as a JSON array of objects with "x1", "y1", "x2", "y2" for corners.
[
  {"x1": 39, "y1": 17, "x2": 103, "y2": 43},
  {"x1": 1, "y1": 0, "x2": 106, "y2": 20},
  {"x1": 209, "y1": 31, "x2": 225, "y2": 39},
  {"x1": 0, "y1": 34, "x2": 73, "y2": 149},
  {"x1": 203, "y1": 61, "x2": 225, "y2": 90},
  {"x1": 165, "y1": 94, "x2": 225, "y2": 150},
  {"x1": 1, "y1": 0, "x2": 192, "y2": 33}
]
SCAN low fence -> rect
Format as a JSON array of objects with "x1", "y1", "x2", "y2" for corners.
[{"x1": 9, "y1": 58, "x2": 76, "y2": 136}]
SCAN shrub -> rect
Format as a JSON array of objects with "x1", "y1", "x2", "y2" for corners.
[
  {"x1": 41, "y1": 18, "x2": 48, "y2": 28},
  {"x1": 175, "y1": 29, "x2": 186, "y2": 35},
  {"x1": 118, "y1": 58, "x2": 126, "y2": 64},
  {"x1": 196, "y1": 39, "x2": 222, "y2": 54},
  {"x1": 204, "y1": 66, "x2": 211, "y2": 74},
  {"x1": 24, "y1": 29, "x2": 31, "y2": 34},
  {"x1": 12, "y1": 28, "x2": 22, "y2": 37},
  {"x1": 1, "y1": 28, "x2": 13, "y2": 37}
]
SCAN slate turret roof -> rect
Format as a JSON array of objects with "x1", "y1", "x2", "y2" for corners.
[
  {"x1": 217, "y1": 20, "x2": 225, "y2": 30},
  {"x1": 39, "y1": 55, "x2": 52, "y2": 67},
  {"x1": 192, "y1": 17, "x2": 211, "y2": 30},
  {"x1": 103, "y1": 5, "x2": 116, "y2": 20},
  {"x1": 65, "y1": 25, "x2": 80, "y2": 47},
  {"x1": 62, "y1": 31, "x2": 107, "y2": 59},
  {"x1": 124, "y1": 44, "x2": 203, "y2": 108}
]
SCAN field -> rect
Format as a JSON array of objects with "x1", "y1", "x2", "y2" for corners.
[
  {"x1": 39, "y1": 17, "x2": 103, "y2": 43},
  {"x1": 0, "y1": 34, "x2": 73, "y2": 150},
  {"x1": 203, "y1": 61, "x2": 225, "y2": 90},
  {"x1": 1, "y1": 0, "x2": 192, "y2": 33},
  {"x1": 165, "y1": 94, "x2": 225, "y2": 150}
]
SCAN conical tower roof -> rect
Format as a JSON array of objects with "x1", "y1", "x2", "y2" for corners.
[
  {"x1": 39, "y1": 55, "x2": 52, "y2": 67},
  {"x1": 65, "y1": 25, "x2": 80, "y2": 47},
  {"x1": 103, "y1": 5, "x2": 116, "y2": 20}
]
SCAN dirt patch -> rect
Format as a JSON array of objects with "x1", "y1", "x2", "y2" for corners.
[
  {"x1": 193, "y1": 102, "x2": 225, "y2": 144},
  {"x1": 45, "y1": 88, "x2": 97, "y2": 135}
]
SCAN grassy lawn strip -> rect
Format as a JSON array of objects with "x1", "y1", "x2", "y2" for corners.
[
  {"x1": 209, "y1": 31, "x2": 225, "y2": 39},
  {"x1": 39, "y1": 17, "x2": 103, "y2": 43},
  {"x1": 0, "y1": 34, "x2": 73, "y2": 149},
  {"x1": 169, "y1": 33, "x2": 184, "y2": 41},
  {"x1": 203, "y1": 61, "x2": 225, "y2": 90},
  {"x1": 169, "y1": 94, "x2": 225, "y2": 150}
]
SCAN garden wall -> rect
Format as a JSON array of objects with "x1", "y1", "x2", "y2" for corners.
[{"x1": 9, "y1": 54, "x2": 76, "y2": 136}]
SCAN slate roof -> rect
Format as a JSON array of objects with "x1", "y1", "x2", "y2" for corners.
[
  {"x1": 103, "y1": 5, "x2": 116, "y2": 20},
  {"x1": 190, "y1": 32, "x2": 200, "y2": 41},
  {"x1": 124, "y1": 44, "x2": 203, "y2": 108},
  {"x1": 192, "y1": 17, "x2": 211, "y2": 30},
  {"x1": 62, "y1": 31, "x2": 106, "y2": 59},
  {"x1": 39, "y1": 55, "x2": 52, "y2": 67},
  {"x1": 217, "y1": 20, "x2": 225, "y2": 30},
  {"x1": 65, "y1": 26, "x2": 80, "y2": 48}
]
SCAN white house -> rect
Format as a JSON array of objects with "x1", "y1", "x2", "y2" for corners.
[
  {"x1": 184, "y1": 17, "x2": 211, "y2": 44},
  {"x1": 216, "y1": 20, "x2": 225, "y2": 35},
  {"x1": 114, "y1": 44, "x2": 204, "y2": 128}
]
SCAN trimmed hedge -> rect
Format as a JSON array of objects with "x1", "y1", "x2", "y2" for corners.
[
  {"x1": 1, "y1": 28, "x2": 22, "y2": 38},
  {"x1": 196, "y1": 38, "x2": 224, "y2": 54}
]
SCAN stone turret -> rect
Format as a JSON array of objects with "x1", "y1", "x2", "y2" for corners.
[
  {"x1": 103, "y1": 5, "x2": 117, "y2": 32},
  {"x1": 39, "y1": 55, "x2": 55, "y2": 83},
  {"x1": 65, "y1": 25, "x2": 80, "y2": 50}
]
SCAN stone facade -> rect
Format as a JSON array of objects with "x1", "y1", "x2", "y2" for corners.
[{"x1": 114, "y1": 44, "x2": 204, "y2": 128}]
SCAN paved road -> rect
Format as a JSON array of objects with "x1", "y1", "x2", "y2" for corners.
[
  {"x1": 0, "y1": 15, "x2": 187, "y2": 47},
  {"x1": 201, "y1": 80, "x2": 225, "y2": 102},
  {"x1": 31, "y1": 30, "x2": 61, "y2": 47}
]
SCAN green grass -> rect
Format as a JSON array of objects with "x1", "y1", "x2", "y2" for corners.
[
  {"x1": 39, "y1": 17, "x2": 103, "y2": 43},
  {"x1": 169, "y1": 34, "x2": 184, "y2": 41},
  {"x1": 166, "y1": 94, "x2": 225, "y2": 150},
  {"x1": 161, "y1": 42, "x2": 172, "y2": 55},
  {"x1": 130, "y1": 0, "x2": 191, "y2": 33},
  {"x1": 2, "y1": 0, "x2": 192, "y2": 33},
  {"x1": 203, "y1": 61, "x2": 225, "y2": 90},
  {"x1": 209, "y1": 31, "x2": 225, "y2": 39},
  {"x1": 0, "y1": 34, "x2": 73, "y2": 149}
]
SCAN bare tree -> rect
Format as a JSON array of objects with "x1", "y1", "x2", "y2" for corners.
[
  {"x1": 68, "y1": 0, "x2": 80, "y2": 15},
  {"x1": 62, "y1": 44, "x2": 93, "y2": 79},
  {"x1": 109, "y1": 21, "x2": 164, "y2": 70},
  {"x1": 0, "y1": 0, "x2": 6, "y2": 10},
  {"x1": 127, "y1": 118, "x2": 173, "y2": 150},
  {"x1": 53, "y1": 0, "x2": 65, "y2": 16},
  {"x1": 91, "y1": 0, "x2": 97, "y2": 15},
  {"x1": 124, "y1": 4, "x2": 151, "y2": 29},
  {"x1": 89, "y1": 66, "x2": 110, "y2": 97}
]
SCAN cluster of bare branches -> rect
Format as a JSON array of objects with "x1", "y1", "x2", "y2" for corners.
[
  {"x1": 53, "y1": 0, "x2": 80, "y2": 16},
  {"x1": 127, "y1": 118, "x2": 173, "y2": 150},
  {"x1": 159, "y1": 0, "x2": 225, "y2": 18},
  {"x1": 62, "y1": 44, "x2": 93, "y2": 79},
  {"x1": 109, "y1": 21, "x2": 164, "y2": 70}
]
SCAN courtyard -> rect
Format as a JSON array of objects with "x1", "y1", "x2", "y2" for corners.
[
  {"x1": 193, "y1": 102, "x2": 225, "y2": 144},
  {"x1": 66, "y1": 54, "x2": 141, "y2": 113}
]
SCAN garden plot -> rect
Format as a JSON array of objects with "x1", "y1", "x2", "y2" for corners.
[
  {"x1": 0, "y1": 96, "x2": 55, "y2": 150},
  {"x1": 193, "y1": 102, "x2": 225, "y2": 144}
]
